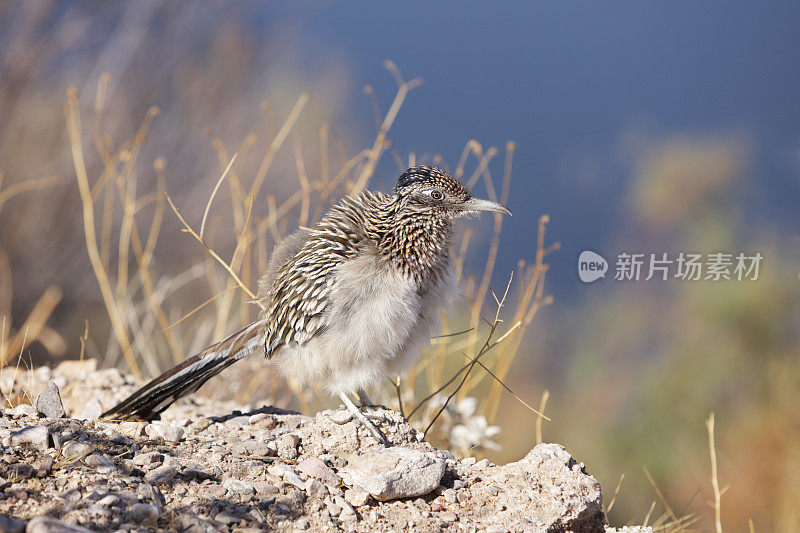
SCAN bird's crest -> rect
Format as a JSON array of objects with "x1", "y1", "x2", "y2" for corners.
[{"x1": 395, "y1": 165, "x2": 469, "y2": 198}]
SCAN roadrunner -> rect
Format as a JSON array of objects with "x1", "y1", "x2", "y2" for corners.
[{"x1": 102, "y1": 166, "x2": 510, "y2": 444}]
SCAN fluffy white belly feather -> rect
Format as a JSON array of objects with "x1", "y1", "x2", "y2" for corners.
[{"x1": 272, "y1": 251, "x2": 452, "y2": 394}]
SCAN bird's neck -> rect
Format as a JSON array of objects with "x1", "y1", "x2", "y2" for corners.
[{"x1": 372, "y1": 207, "x2": 453, "y2": 283}]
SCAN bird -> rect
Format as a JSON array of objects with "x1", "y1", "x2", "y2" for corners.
[{"x1": 101, "y1": 165, "x2": 511, "y2": 444}]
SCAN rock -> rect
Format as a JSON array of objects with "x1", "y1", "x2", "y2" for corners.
[
  {"x1": 132, "y1": 451, "x2": 164, "y2": 468},
  {"x1": 10, "y1": 425, "x2": 49, "y2": 451},
  {"x1": 128, "y1": 502, "x2": 159, "y2": 523},
  {"x1": 116, "y1": 421, "x2": 147, "y2": 438},
  {"x1": 34, "y1": 382, "x2": 65, "y2": 419},
  {"x1": 248, "y1": 413, "x2": 277, "y2": 428},
  {"x1": 223, "y1": 415, "x2": 250, "y2": 427},
  {"x1": 97, "y1": 494, "x2": 121, "y2": 507},
  {"x1": 33, "y1": 456, "x2": 53, "y2": 477},
  {"x1": 440, "y1": 511, "x2": 458, "y2": 522},
  {"x1": 0, "y1": 513, "x2": 25, "y2": 533},
  {"x1": 25, "y1": 517, "x2": 93, "y2": 532},
  {"x1": 231, "y1": 440, "x2": 274, "y2": 457},
  {"x1": 443, "y1": 488, "x2": 457, "y2": 503},
  {"x1": 344, "y1": 487, "x2": 371, "y2": 507},
  {"x1": 488, "y1": 443, "x2": 605, "y2": 532},
  {"x1": 283, "y1": 470, "x2": 306, "y2": 491},
  {"x1": 84, "y1": 454, "x2": 116, "y2": 473},
  {"x1": 137, "y1": 483, "x2": 166, "y2": 508},
  {"x1": 277, "y1": 433, "x2": 300, "y2": 459},
  {"x1": 7, "y1": 404, "x2": 36, "y2": 419},
  {"x1": 145, "y1": 423, "x2": 185, "y2": 443},
  {"x1": 215, "y1": 511, "x2": 243, "y2": 525},
  {"x1": 79, "y1": 397, "x2": 103, "y2": 420},
  {"x1": 183, "y1": 462, "x2": 216, "y2": 480},
  {"x1": 187, "y1": 418, "x2": 213, "y2": 435},
  {"x1": 87, "y1": 368, "x2": 125, "y2": 388},
  {"x1": 252, "y1": 482, "x2": 280, "y2": 495},
  {"x1": 267, "y1": 463, "x2": 294, "y2": 478},
  {"x1": 144, "y1": 464, "x2": 178, "y2": 485},
  {"x1": 295, "y1": 518, "x2": 310, "y2": 530},
  {"x1": 335, "y1": 495, "x2": 356, "y2": 518},
  {"x1": 54, "y1": 359, "x2": 97, "y2": 379},
  {"x1": 297, "y1": 456, "x2": 341, "y2": 486},
  {"x1": 305, "y1": 479, "x2": 328, "y2": 499},
  {"x1": 340, "y1": 447, "x2": 446, "y2": 501},
  {"x1": 60, "y1": 440, "x2": 92, "y2": 458},
  {"x1": 223, "y1": 479, "x2": 255, "y2": 496},
  {"x1": 474, "y1": 458, "x2": 490, "y2": 470}
]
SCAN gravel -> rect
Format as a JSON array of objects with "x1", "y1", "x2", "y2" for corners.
[{"x1": 0, "y1": 360, "x2": 651, "y2": 532}]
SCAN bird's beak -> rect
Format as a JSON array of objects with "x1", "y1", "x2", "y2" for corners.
[{"x1": 463, "y1": 197, "x2": 512, "y2": 216}]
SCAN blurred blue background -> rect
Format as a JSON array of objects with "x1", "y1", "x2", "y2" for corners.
[{"x1": 260, "y1": 1, "x2": 800, "y2": 297}]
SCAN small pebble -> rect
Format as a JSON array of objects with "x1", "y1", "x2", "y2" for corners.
[
  {"x1": 117, "y1": 421, "x2": 147, "y2": 438},
  {"x1": 8, "y1": 403, "x2": 36, "y2": 419},
  {"x1": 61, "y1": 440, "x2": 92, "y2": 458},
  {"x1": 223, "y1": 478, "x2": 256, "y2": 496},
  {"x1": 35, "y1": 382, "x2": 65, "y2": 418},
  {"x1": 80, "y1": 397, "x2": 103, "y2": 420},
  {"x1": 215, "y1": 512, "x2": 242, "y2": 525},
  {"x1": 248, "y1": 413, "x2": 277, "y2": 428},
  {"x1": 129, "y1": 502, "x2": 159, "y2": 523},
  {"x1": 10, "y1": 425, "x2": 50, "y2": 451},
  {"x1": 277, "y1": 433, "x2": 300, "y2": 459},
  {"x1": 344, "y1": 487, "x2": 371, "y2": 507},
  {"x1": 85, "y1": 454, "x2": 116, "y2": 473},
  {"x1": 144, "y1": 464, "x2": 178, "y2": 485},
  {"x1": 297, "y1": 456, "x2": 342, "y2": 486},
  {"x1": 132, "y1": 451, "x2": 164, "y2": 468},
  {"x1": 25, "y1": 516, "x2": 93, "y2": 533},
  {"x1": 145, "y1": 423, "x2": 185, "y2": 443},
  {"x1": 97, "y1": 494, "x2": 121, "y2": 507},
  {"x1": 473, "y1": 458, "x2": 490, "y2": 469},
  {"x1": 283, "y1": 470, "x2": 306, "y2": 490}
]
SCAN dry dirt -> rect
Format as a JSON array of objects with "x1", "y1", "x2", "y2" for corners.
[{"x1": 0, "y1": 361, "x2": 652, "y2": 533}]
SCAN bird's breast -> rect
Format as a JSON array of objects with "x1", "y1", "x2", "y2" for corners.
[{"x1": 328, "y1": 251, "x2": 423, "y2": 353}]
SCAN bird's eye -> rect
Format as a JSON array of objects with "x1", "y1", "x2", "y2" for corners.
[{"x1": 428, "y1": 189, "x2": 444, "y2": 201}]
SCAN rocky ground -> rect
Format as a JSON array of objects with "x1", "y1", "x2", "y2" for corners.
[{"x1": 0, "y1": 361, "x2": 651, "y2": 532}]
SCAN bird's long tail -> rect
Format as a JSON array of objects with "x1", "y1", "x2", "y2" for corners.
[{"x1": 101, "y1": 319, "x2": 267, "y2": 421}]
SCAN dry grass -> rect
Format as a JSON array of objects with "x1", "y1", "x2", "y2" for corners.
[
  {"x1": 61, "y1": 63, "x2": 557, "y2": 452},
  {"x1": 0, "y1": 175, "x2": 65, "y2": 405}
]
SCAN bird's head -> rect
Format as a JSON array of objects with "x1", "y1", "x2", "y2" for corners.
[{"x1": 392, "y1": 165, "x2": 511, "y2": 219}]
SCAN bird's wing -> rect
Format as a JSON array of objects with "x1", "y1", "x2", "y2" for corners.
[{"x1": 263, "y1": 195, "x2": 381, "y2": 355}]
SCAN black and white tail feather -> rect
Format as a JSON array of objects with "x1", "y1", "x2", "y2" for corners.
[{"x1": 101, "y1": 319, "x2": 266, "y2": 421}]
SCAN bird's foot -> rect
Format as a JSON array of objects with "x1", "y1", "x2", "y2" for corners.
[{"x1": 337, "y1": 392, "x2": 390, "y2": 447}]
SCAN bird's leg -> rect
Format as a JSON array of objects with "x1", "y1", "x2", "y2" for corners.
[
  {"x1": 338, "y1": 392, "x2": 389, "y2": 447},
  {"x1": 357, "y1": 388, "x2": 374, "y2": 407}
]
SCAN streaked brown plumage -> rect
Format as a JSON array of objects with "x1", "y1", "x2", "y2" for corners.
[{"x1": 102, "y1": 166, "x2": 511, "y2": 444}]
